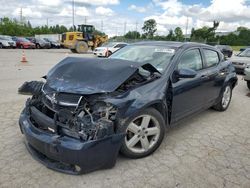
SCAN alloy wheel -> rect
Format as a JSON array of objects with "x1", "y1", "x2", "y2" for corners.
[
  {"x1": 222, "y1": 85, "x2": 231, "y2": 108},
  {"x1": 125, "y1": 115, "x2": 160, "y2": 154}
]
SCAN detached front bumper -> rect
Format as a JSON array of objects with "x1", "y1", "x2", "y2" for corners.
[{"x1": 19, "y1": 109, "x2": 125, "y2": 175}]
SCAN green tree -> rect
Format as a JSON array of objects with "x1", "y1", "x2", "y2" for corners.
[
  {"x1": 174, "y1": 27, "x2": 184, "y2": 41},
  {"x1": 0, "y1": 17, "x2": 69, "y2": 36},
  {"x1": 142, "y1": 19, "x2": 157, "y2": 39},
  {"x1": 93, "y1": 29, "x2": 106, "y2": 36},
  {"x1": 166, "y1": 29, "x2": 174, "y2": 41},
  {"x1": 191, "y1": 21, "x2": 220, "y2": 43},
  {"x1": 124, "y1": 31, "x2": 140, "y2": 39}
]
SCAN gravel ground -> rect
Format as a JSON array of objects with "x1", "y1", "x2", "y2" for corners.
[{"x1": 0, "y1": 49, "x2": 250, "y2": 188}]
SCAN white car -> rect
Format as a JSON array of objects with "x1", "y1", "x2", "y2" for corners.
[
  {"x1": 0, "y1": 35, "x2": 16, "y2": 48},
  {"x1": 94, "y1": 42, "x2": 128, "y2": 57}
]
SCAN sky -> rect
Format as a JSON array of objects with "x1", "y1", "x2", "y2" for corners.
[{"x1": 1, "y1": 0, "x2": 250, "y2": 36}]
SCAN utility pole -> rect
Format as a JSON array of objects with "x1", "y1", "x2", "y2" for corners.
[
  {"x1": 135, "y1": 21, "x2": 138, "y2": 32},
  {"x1": 185, "y1": 17, "x2": 189, "y2": 42},
  {"x1": 101, "y1": 20, "x2": 103, "y2": 32},
  {"x1": 46, "y1": 18, "x2": 49, "y2": 27},
  {"x1": 84, "y1": 17, "x2": 87, "y2": 24},
  {"x1": 135, "y1": 21, "x2": 138, "y2": 39},
  {"x1": 20, "y1": 8, "x2": 23, "y2": 24},
  {"x1": 72, "y1": 0, "x2": 75, "y2": 31},
  {"x1": 124, "y1": 21, "x2": 127, "y2": 35}
]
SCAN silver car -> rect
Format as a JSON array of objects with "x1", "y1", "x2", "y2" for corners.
[
  {"x1": 229, "y1": 48, "x2": 250, "y2": 74},
  {"x1": 244, "y1": 64, "x2": 250, "y2": 90},
  {"x1": 0, "y1": 35, "x2": 16, "y2": 48}
]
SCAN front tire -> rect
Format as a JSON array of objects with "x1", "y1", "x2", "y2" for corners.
[
  {"x1": 119, "y1": 108, "x2": 165, "y2": 159},
  {"x1": 75, "y1": 41, "x2": 88, "y2": 53},
  {"x1": 213, "y1": 84, "x2": 232, "y2": 111}
]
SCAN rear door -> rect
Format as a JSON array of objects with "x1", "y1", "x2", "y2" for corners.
[
  {"x1": 171, "y1": 48, "x2": 209, "y2": 122},
  {"x1": 201, "y1": 48, "x2": 227, "y2": 103}
]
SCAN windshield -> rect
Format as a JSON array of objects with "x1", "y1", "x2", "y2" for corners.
[
  {"x1": 18, "y1": 38, "x2": 31, "y2": 42},
  {"x1": 109, "y1": 45, "x2": 176, "y2": 73},
  {"x1": 0, "y1": 36, "x2": 12, "y2": 41},
  {"x1": 101, "y1": 42, "x2": 116, "y2": 47},
  {"x1": 37, "y1": 38, "x2": 46, "y2": 43},
  {"x1": 238, "y1": 49, "x2": 250, "y2": 57}
]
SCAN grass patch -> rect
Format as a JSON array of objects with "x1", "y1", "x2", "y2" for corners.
[{"x1": 231, "y1": 46, "x2": 245, "y2": 51}]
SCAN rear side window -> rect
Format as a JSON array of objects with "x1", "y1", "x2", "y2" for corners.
[
  {"x1": 178, "y1": 49, "x2": 203, "y2": 71},
  {"x1": 203, "y1": 49, "x2": 219, "y2": 67}
]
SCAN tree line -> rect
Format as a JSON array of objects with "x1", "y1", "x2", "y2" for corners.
[
  {"x1": 115, "y1": 19, "x2": 250, "y2": 46},
  {"x1": 0, "y1": 17, "x2": 69, "y2": 36},
  {"x1": 1, "y1": 17, "x2": 250, "y2": 46},
  {"x1": 0, "y1": 17, "x2": 104, "y2": 37}
]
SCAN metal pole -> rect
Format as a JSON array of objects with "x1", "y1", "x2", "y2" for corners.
[
  {"x1": 72, "y1": 0, "x2": 75, "y2": 31},
  {"x1": 185, "y1": 17, "x2": 189, "y2": 42}
]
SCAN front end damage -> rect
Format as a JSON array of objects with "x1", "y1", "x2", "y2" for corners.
[
  {"x1": 18, "y1": 57, "x2": 161, "y2": 174},
  {"x1": 19, "y1": 83, "x2": 125, "y2": 174}
]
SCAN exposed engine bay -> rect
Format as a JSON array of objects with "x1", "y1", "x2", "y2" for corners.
[{"x1": 19, "y1": 67, "x2": 159, "y2": 142}]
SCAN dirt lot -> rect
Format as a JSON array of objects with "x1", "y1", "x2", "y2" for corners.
[{"x1": 0, "y1": 49, "x2": 250, "y2": 188}]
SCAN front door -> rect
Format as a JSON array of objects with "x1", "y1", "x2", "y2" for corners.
[{"x1": 171, "y1": 48, "x2": 208, "y2": 122}]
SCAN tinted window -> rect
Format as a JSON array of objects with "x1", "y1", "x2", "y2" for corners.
[
  {"x1": 239, "y1": 49, "x2": 250, "y2": 57},
  {"x1": 178, "y1": 49, "x2": 203, "y2": 71},
  {"x1": 114, "y1": 44, "x2": 127, "y2": 48},
  {"x1": 203, "y1": 49, "x2": 219, "y2": 67}
]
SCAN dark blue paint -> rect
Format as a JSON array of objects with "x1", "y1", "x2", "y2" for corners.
[{"x1": 18, "y1": 42, "x2": 238, "y2": 174}]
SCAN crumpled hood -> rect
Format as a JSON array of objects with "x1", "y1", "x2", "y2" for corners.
[{"x1": 45, "y1": 57, "x2": 158, "y2": 95}]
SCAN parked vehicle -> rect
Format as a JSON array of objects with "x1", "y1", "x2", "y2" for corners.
[
  {"x1": 94, "y1": 42, "x2": 128, "y2": 57},
  {"x1": 26, "y1": 37, "x2": 51, "y2": 49},
  {"x1": 0, "y1": 35, "x2": 16, "y2": 48},
  {"x1": 12, "y1": 37, "x2": 35, "y2": 49},
  {"x1": 229, "y1": 48, "x2": 250, "y2": 74},
  {"x1": 18, "y1": 42, "x2": 237, "y2": 174},
  {"x1": 61, "y1": 24, "x2": 108, "y2": 53},
  {"x1": 215, "y1": 45, "x2": 233, "y2": 57},
  {"x1": 244, "y1": 64, "x2": 250, "y2": 89},
  {"x1": 240, "y1": 46, "x2": 250, "y2": 52},
  {"x1": 43, "y1": 38, "x2": 61, "y2": 48}
]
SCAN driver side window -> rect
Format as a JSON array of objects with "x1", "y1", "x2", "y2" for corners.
[{"x1": 178, "y1": 49, "x2": 203, "y2": 71}]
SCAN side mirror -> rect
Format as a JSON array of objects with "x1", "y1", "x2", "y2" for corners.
[{"x1": 176, "y1": 68, "x2": 197, "y2": 79}]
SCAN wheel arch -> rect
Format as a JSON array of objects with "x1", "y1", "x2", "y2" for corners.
[{"x1": 141, "y1": 101, "x2": 170, "y2": 129}]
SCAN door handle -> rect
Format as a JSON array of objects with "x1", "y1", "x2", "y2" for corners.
[{"x1": 201, "y1": 74, "x2": 208, "y2": 79}]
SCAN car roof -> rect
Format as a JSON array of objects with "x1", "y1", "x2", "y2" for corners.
[{"x1": 131, "y1": 41, "x2": 211, "y2": 49}]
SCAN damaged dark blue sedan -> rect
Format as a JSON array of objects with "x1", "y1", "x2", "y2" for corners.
[{"x1": 18, "y1": 42, "x2": 238, "y2": 174}]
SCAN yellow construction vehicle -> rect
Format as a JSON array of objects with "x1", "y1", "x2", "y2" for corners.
[{"x1": 61, "y1": 24, "x2": 108, "y2": 53}]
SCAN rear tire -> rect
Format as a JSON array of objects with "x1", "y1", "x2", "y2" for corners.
[
  {"x1": 118, "y1": 108, "x2": 165, "y2": 159},
  {"x1": 75, "y1": 41, "x2": 88, "y2": 53},
  {"x1": 0, "y1": 43, "x2": 3, "y2": 49},
  {"x1": 247, "y1": 81, "x2": 250, "y2": 90},
  {"x1": 213, "y1": 84, "x2": 232, "y2": 111}
]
